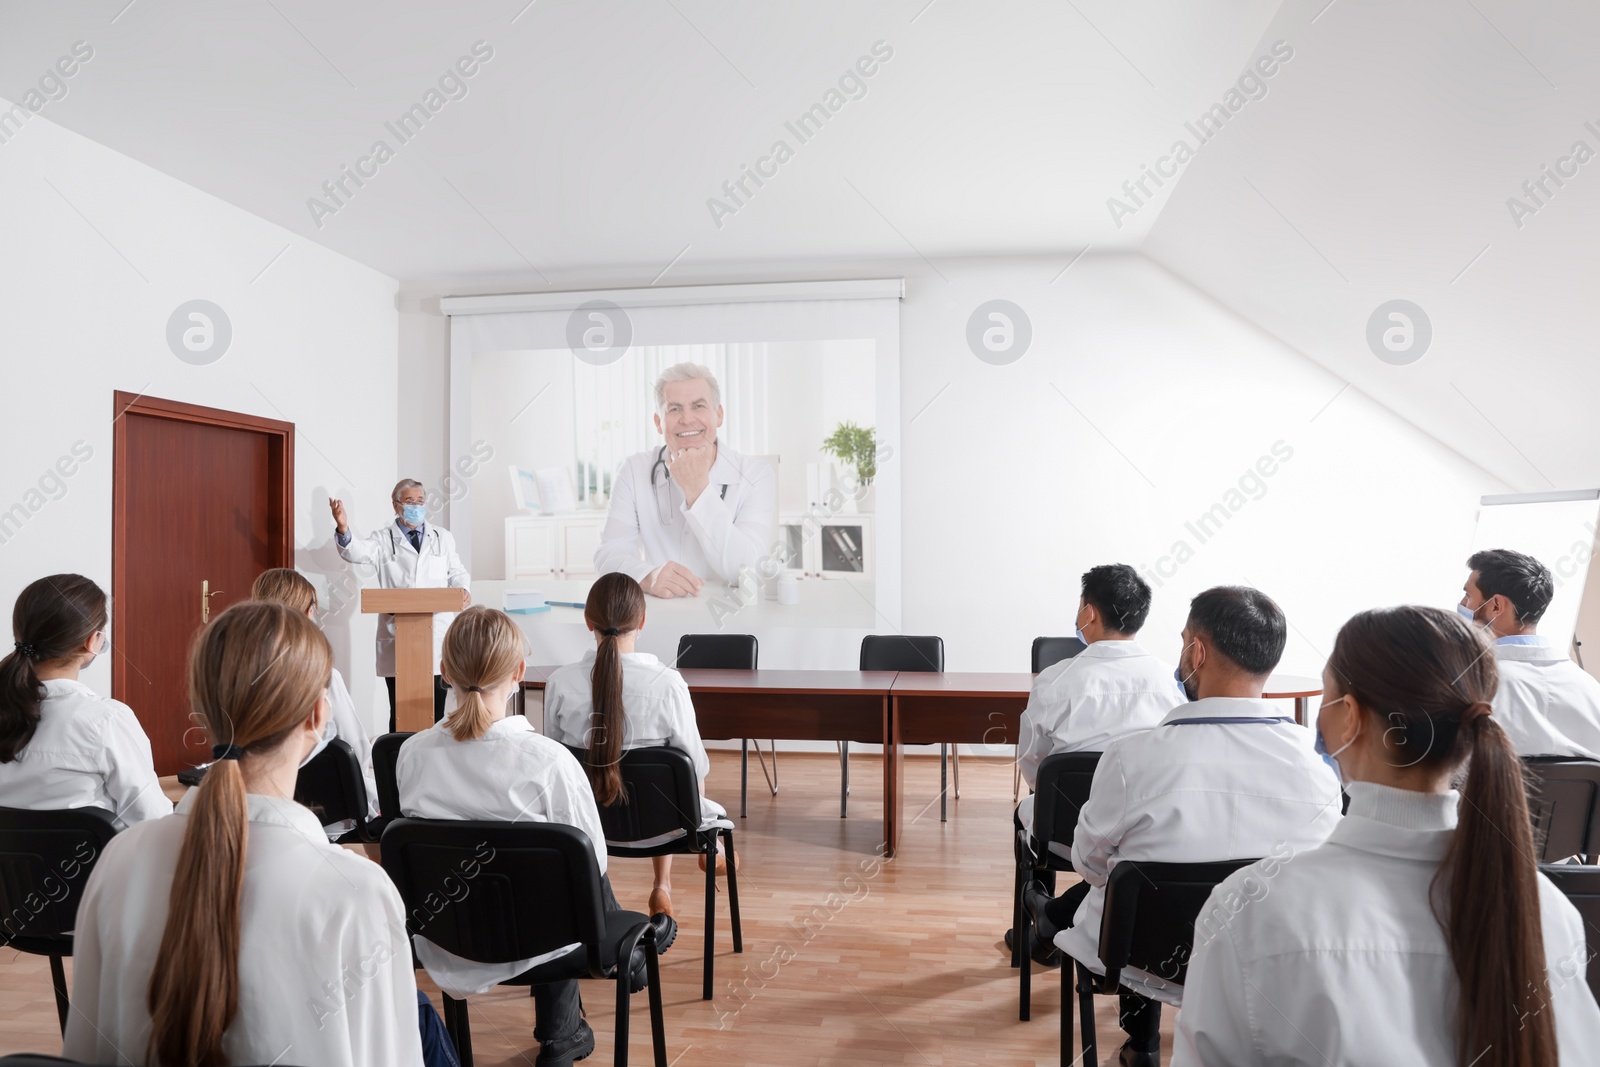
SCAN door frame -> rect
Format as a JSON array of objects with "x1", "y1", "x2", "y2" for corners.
[{"x1": 111, "y1": 391, "x2": 296, "y2": 707}]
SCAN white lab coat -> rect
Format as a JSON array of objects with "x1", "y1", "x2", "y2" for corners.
[
  {"x1": 1056, "y1": 696, "x2": 1343, "y2": 1005},
  {"x1": 544, "y1": 649, "x2": 730, "y2": 835},
  {"x1": 336, "y1": 520, "x2": 469, "y2": 675},
  {"x1": 0, "y1": 678, "x2": 170, "y2": 830},
  {"x1": 1492, "y1": 636, "x2": 1600, "y2": 759},
  {"x1": 1015, "y1": 639, "x2": 1182, "y2": 851},
  {"x1": 64, "y1": 791, "x2": 423, "y2": 1067},
  {"x1": 303, "y1": 666, "x2": 380, "y2": 819},
  {"x1": 593, "y1": 444, "x2": 777, "y2": 586},
  {"x1": 1172, "y1": 781, "x2": 1600, "y2": 1065},
  {"x1": 396, "y1": 715, "x2": 608, "y2": 998}
]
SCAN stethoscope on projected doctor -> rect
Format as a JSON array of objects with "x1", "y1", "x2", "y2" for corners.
[{"x1": 650, "y1": 444, "x2": 727, "y2": 526}]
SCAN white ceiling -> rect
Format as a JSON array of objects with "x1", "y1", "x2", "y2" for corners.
[{"x1": 4, "y1": 0, "x2": 1597, "y2": 490}]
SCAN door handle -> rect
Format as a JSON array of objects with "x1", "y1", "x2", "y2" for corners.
[{"x1": 202, "y1": 580, "x2": 224, "y2": 623}]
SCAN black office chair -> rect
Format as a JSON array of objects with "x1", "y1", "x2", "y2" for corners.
[
  {"x1": 1031, "y1": 636, "x2": 1086, "y2": 674},
  {"x1": 578, "y1": 745, "x2": 742, "y2": 1000},
  {"x1": 382, "y1": 819, "x2": 669, "y2": 1067},
  {"x1": 1523, "y1": 757, "x2": 1600, "y2": 863},
  {"x1": 675, "y1": 634, "x2": 770, "y2": 819},
  {"x1": 371, "y1": 731, "x2": 412, "y2": 830},
  {"x1": 1540, "y1": 863, "x2": 1600, "y2": 1002},
  {"x1": 858, "y1": 635, "x2": 949, "y2": 820},
  {"x1": 294, "y1": 737, "x2": 378, "y2": 844},
  {"x1": 0, "y1": 806, "x2": 120, "y2": 1035},
  {"x1": 1016, "y1": 751, "x2": 1102, "y2": 1020},
  {"x1": 1062, "y1": 859, "x2": 1256, "y2": 1067}
]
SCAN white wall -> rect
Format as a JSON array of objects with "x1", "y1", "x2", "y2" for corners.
[
  {"x1": 401, "y1": 252, "x2": 1507, "y2": 679},
  {"x1": 0, "y1": 103, "x2": 399, "y2": 735}
]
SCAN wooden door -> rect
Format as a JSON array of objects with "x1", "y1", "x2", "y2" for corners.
[{"x1": 113, "y1": 392, "x2": 293, "y2": 774}]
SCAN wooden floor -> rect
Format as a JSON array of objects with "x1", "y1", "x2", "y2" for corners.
[{"x1": 0, "y1": 753, "x2": 1173, "y2": 1066}]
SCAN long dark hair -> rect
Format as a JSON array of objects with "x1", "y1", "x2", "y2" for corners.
[
  {"x1": 147, "y1": 601, "x2": 331, "y2": 1067},
  {"x1": 1327, "y1": 605, "x2": 1553, "y2": 1067},
  {"x1": 582, "y1": 572, "x2": 645, "y2": 806},
  {"x1": 0, "y1": 574, "x2": 108, "y2": 763}
]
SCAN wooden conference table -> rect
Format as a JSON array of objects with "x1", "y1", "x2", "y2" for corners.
[{"x1": 520, "y1": 669, "x2": 1322, "y2": 858}]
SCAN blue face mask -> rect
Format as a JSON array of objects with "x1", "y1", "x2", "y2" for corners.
[
  {"x1": 1075, "y1": 626, "x2": 1089, "y2": 646},
  {"x1": 401, "y1": 504, "x2": 426, "y2": 526},
  {"x1": 1314, "y1": 698, "x2": 1357, "y2": 783},
  {"x1": 1174, "y1": 644, "x2": 1198, "y2": 702},
  {"x1": 1456, "y1": 601, "x2": 1477, "y2": 622}
]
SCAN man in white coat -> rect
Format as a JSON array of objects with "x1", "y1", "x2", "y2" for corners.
[
  {"x1": 1010, "y1": 563, "x2": 1182, "y2": 962},
  {"x1": 594, "y1": 363, "x2": 777, "y2": 598},
  {"x1": 1460, "y1": 547, "x2": 1600, "y2": 758},
  {"x1": 331, "y1": 479, "x2": 470, "y2": 732},
  {"x1": 1025, "y1": 586, "x2": 1342, "y2": 1067}
]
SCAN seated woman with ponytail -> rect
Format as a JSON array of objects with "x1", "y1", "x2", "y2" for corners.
[
  {"x1": 63, "y1": 601, "x2": 425, "y2": 1067},
  {"x1": 1173, "y1": 605, "x2": 1600, "y2": 1066},
  {"x1": 251, "y1": 567, "x2": 379, "y2": 817},
  {"x1": 0, "y1": 573, "x2": 167, "y2": 828},
  {"x1": 544, "y1": 571, "x2": 732, "y2": 920},
  {"x1": 398, "y1": 605, "x2": 669, "y2": 1067}
]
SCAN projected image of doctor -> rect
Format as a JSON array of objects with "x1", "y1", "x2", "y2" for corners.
[{"x1": 595, "y1": 362, "x2": 777, "y2": 598}]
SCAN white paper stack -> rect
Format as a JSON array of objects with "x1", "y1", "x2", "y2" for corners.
[{"x1": 503, "y1": 590, "x2": 550, "y2": 615}]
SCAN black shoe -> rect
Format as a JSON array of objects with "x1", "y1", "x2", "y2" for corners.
[
  {"x1": 1022, "y1": 881, "x2": 1067, "y2": 945},
  {"x1": 648, "y1": 911, "x2": 678, "y2": 954},
  {"x1": 535, "y1": 1018, "x2": 595, "y2": 1067},
  {"x1": 1004, "y1": 920, "x2": 1060, "y2": 968},
  {"x1": 1117, "y1": 1041, "x2": 1159, "y2": 1067}
]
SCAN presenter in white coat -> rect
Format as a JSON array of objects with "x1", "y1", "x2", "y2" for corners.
[
  {"x1": 594, "y1": 362, "x2": 777, "y2": 598},
  {"x1": 331, "y1": 478, "x2": 470, "y2": 731},
  {"x1": 1024, "y1": 586, "x2": 1342, "y2": 1067},
  {"x1": 1173, "y1": 605, "x2": 1600, "y2": 1066},
  {"x1": 1459, "y1": 547, "x2": 1600, "y2": 758},
  {"x1": 64, "y1": 601, "x2": 425, "y2": 1067}
]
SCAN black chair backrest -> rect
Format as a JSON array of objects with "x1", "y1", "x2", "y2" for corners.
[
  {"x1": 293, "y1": 738, "x2": 368, "y2": 828},
  {"x1": 860, "y1": 635, "x2": 944, "y2": 673},
  {"x1": 574, "y1": 746, "x2": 701, "y2": 846},
  {"x1": 371, "y1": 732, "x2": 414, "y2": 821},
  {"x1": 676, "y1": 634, "x2": 758, "y2": 670},
  {"x1": 0, "y1": 806, "x2": 119, "y2": 955},
  {"x1": 1031, "y1": 752, "x2": 1102, "y2": 852},
  {"x1": 1031, "y1": 636, "x2": 1086, "y2": 674},
  {"x1": 1523, "y1": 758, "x2": 1600, "y2": 862},
  {"x1": 1540, "y1": 863, "x2": 1600, "y2": 1000},
  {"x1": 1098, "y1": 859, "x2": 1257, "y2": 990},
  {"x1": 382, "y1": 819, "x2": 606, "y2": 973}
]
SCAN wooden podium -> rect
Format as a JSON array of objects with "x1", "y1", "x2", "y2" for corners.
[{"x1": 361, "y1": 587, "x2": 469, "y2": 731}]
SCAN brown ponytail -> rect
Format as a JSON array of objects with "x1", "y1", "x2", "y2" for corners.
[
  {"x1": 582, "y1": 573, "x2": 645, "y2": 806},
  {"x1": 440, "y1": 606, "x2": 527, "y2": 742},
  {"x1": 0, "y1": 574, "x2": 107, "y2": 763},
  {"x1": 1327, "y1": 606, "x2": 1555, "y2": 1067},
  {"x1": 147, "y1": 601, "x2": 331, "y2": 1067}
]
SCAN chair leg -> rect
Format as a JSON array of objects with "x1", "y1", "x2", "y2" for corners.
[
  {"x1": 1012, "y1": 861, "x2": 1026, "y2": 971},
  {"x1": 1076, "y1": 963, "x2": 1097, "y2": 1066},
  {"x1": 1020, "y1": 920, "x2": 1032, "y2": 1021},
  {"x1": 443, "y1": 993, "x2": 474, "y2": 1067},
  {"x1": 1013, "y1": 756, "x2": 1021, "y2": 804},
  {"x1": 703, "y1": 833, "x2": 717, "y2": 1001},
  {"x1": 647, "y1": 941, "x2": 668, "y2": 1067},
  {"x1": 953, "y1": 747, "x2": 961, "y2": 799},
  {"x1": 940, "y1": 744, "x2": 948, "y2": 823},
  {"x1": 50, "y1": 955, "x2": 69, "y2": 1035},
  {"x1": 740, "y1": 740, "x2": 749, "y2": 819},
  {"x1": 752, "y1": 738, "x2": 778, "y2": 795},
  {"x1": 769, "y1": 740, "x2": 779, "y2": 794},
  {"x1": 1060, "y1": 960, "x2": 1073, "y2": 1067},
  {"x1": 840, "y1": 741, "x2": 849, "y2": 818},
  {"x1": 615, "y1": 954, "x2": 632, "y2": 1067},
  {"x1": 723, "y1": 827, "x2": 743, "y2": 953}
]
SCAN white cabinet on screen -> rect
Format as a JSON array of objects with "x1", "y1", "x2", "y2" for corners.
[
  {"x1": 775, "y1": 512, "x2": 873, "y2": 579},
  {"x1": 504, "y1": 513, "x2": 607, "y2": 580}
]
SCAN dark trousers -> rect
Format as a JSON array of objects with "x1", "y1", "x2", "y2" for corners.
[
  {"x1": 531, "y1": 875, "x2": 625, "y2": 1045},
  {"x1": 385, "y1": 675, "x2": 449, "y2": 734}
]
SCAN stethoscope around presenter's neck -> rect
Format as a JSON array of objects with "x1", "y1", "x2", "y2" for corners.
[{"x1": 649, "y1": 444, "x2": 727, "y2": 527}]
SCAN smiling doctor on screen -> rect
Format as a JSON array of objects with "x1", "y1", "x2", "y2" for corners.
[{"x1": 594, "y1": 362, "x2": 777, "y2": 599}]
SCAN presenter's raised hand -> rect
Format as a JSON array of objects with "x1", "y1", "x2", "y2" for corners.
[
  {"x1": 328, "y1": 497, "x2": 349, "y2": 535},
  {"x1": 642, "y1": 561, "x2": 704, "y2": 599},
  {"x1": 667, "y1": 445, "x2": 715, "y2": 508}
]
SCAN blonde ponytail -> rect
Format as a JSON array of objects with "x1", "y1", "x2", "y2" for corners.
[{"x1": 440, "y1": 607, "x2": 527, "y2": 742}]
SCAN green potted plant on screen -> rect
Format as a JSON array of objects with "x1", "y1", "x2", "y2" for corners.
[{"x1": 821, "y1": 421, "x2": 876, "y2": 511}]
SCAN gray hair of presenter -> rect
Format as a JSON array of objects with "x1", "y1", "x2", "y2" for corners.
[
  {"x1": 391, "y1": 478, "x2": 424, "y2": 504},
  {"x1": 653, "y1": 362, "x2": 721, "y2": 411}
]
